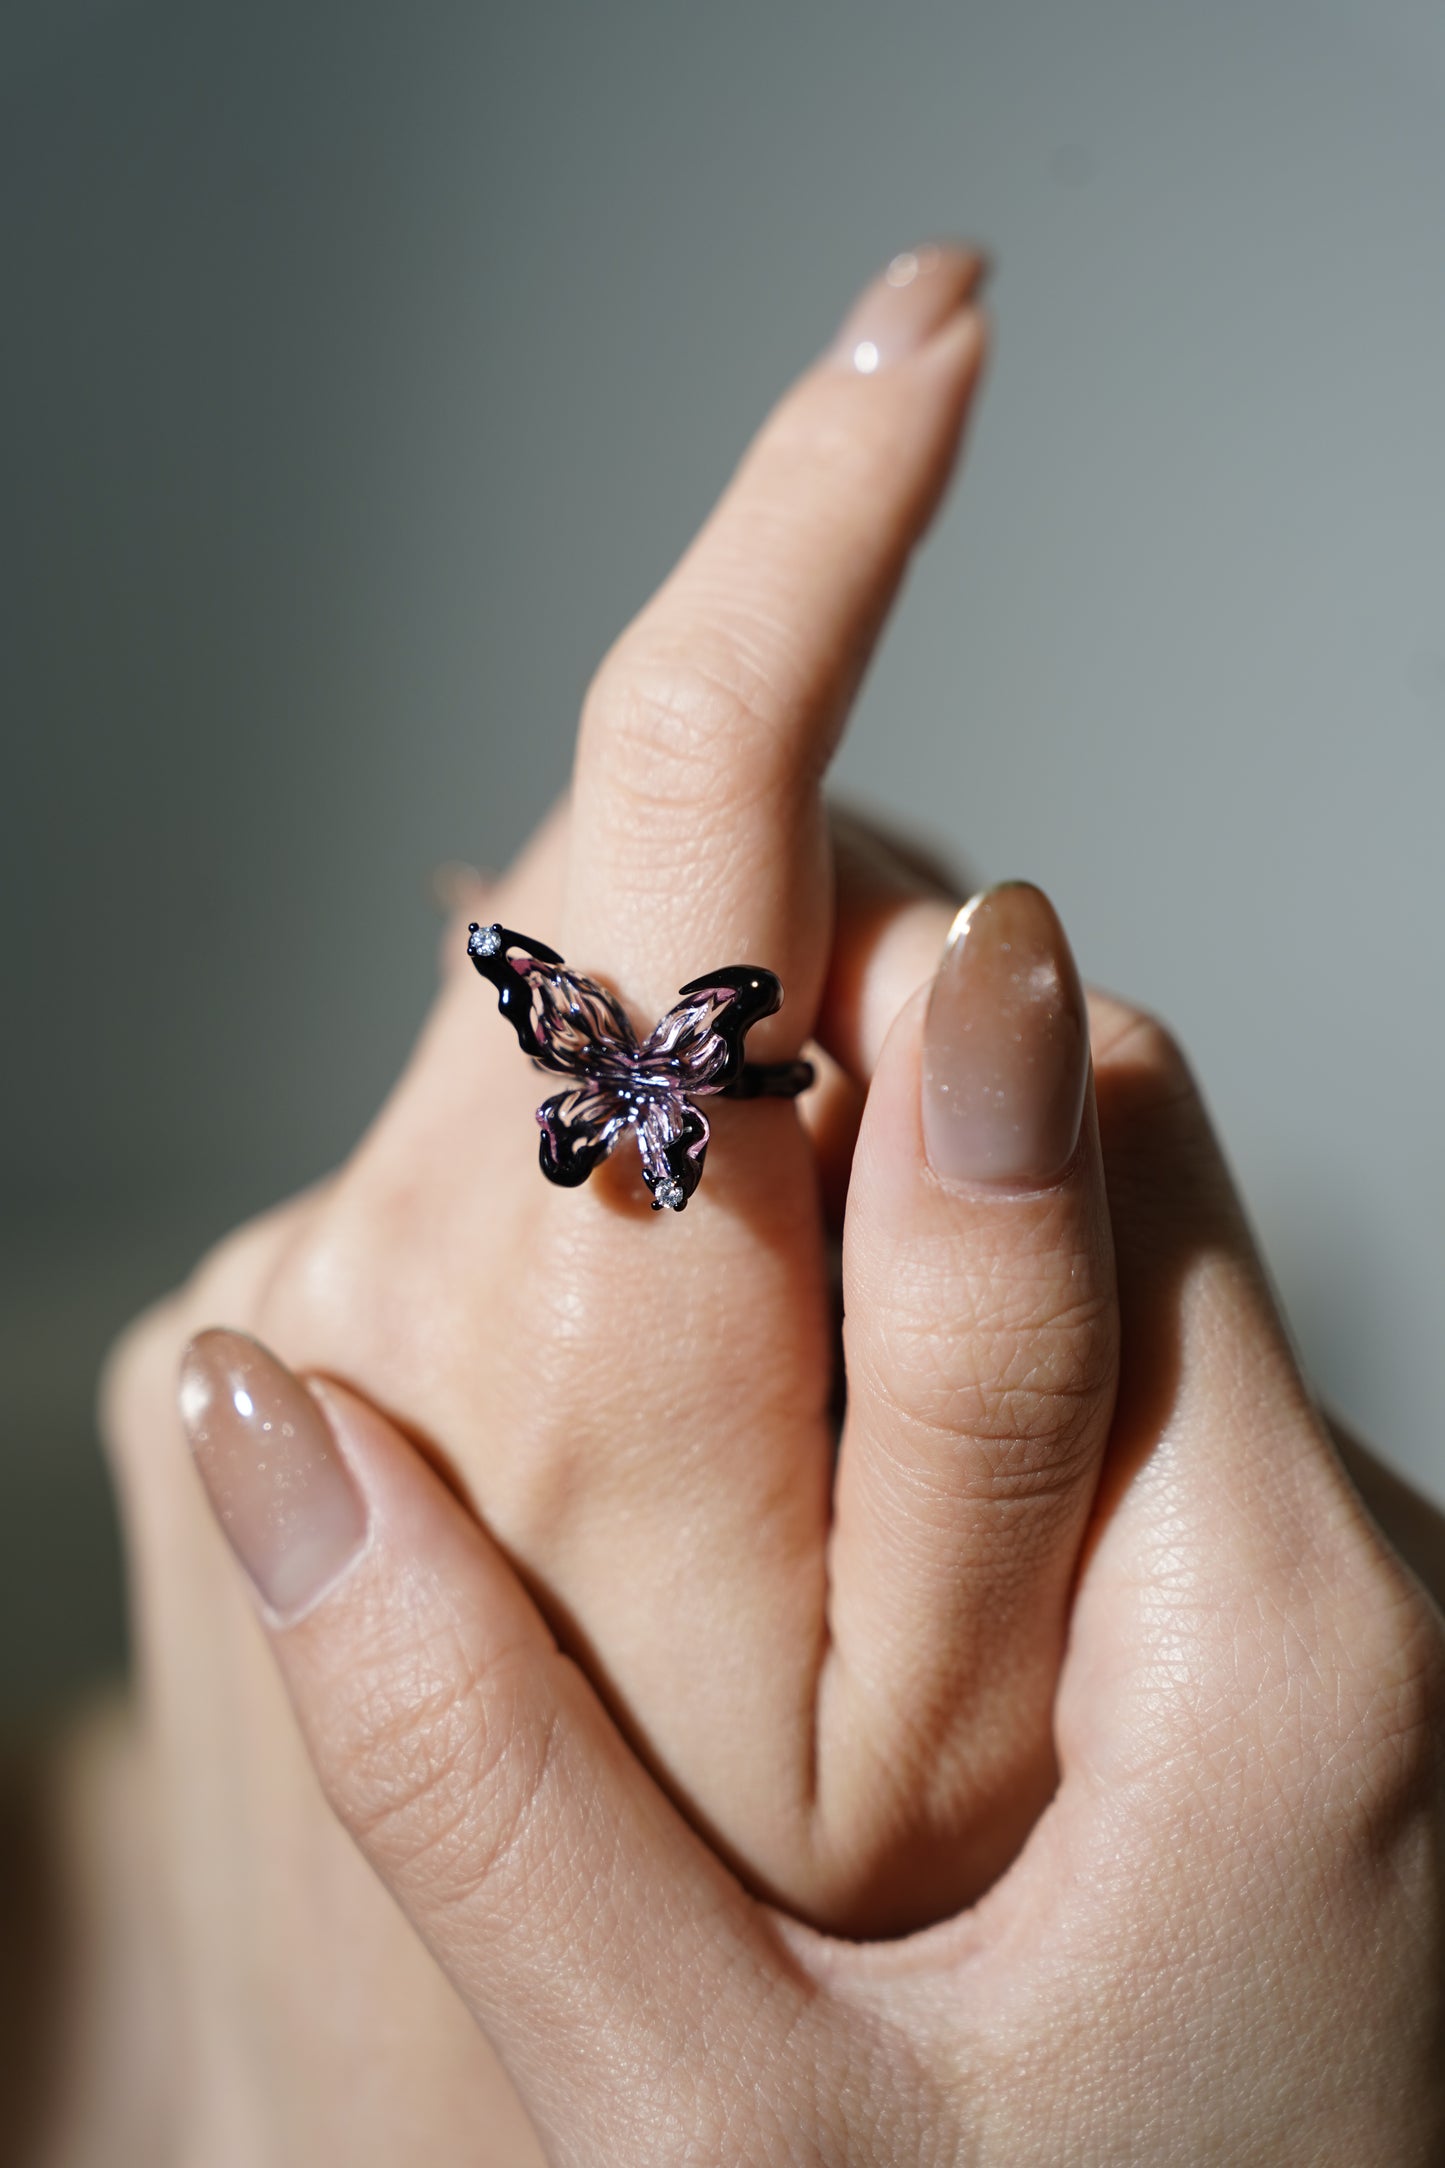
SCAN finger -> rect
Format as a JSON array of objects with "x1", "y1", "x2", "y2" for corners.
[
  {"x1": 177, "y1": 1330, "x2": 807, "y2": 2159},
  {"x1": 819, "y1": 806, "x2": 968, "y2": 1081},
  {"x1": 358, "y1": 797, "x2": 574, "y2": 1217},
  {"x1": 1058, "y1": 998, "x2": 1443, "y2": 1798},
  {"x1": 564, "y1": 244, "x2": 989, "y2": 1053},
  {"x1": 798, "y1": 809, "x2": 970, "y2": 1220},
  {"x1": 822, "y1": 883, "x2": 1118, "y2": 1935}
]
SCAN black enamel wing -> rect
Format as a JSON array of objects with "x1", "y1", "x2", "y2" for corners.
[{"x1": 466, "y1": 922, "x2": 811, "y2": 1211}]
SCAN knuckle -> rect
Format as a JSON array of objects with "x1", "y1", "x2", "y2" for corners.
[
  {"x1": 1317, "y1": 1568, "x2": 1445, "y2": 1835},
  {"x1": 1210, "y1": 1518, "x2": 1445, "y2": 1860},
  {"x1": 97, "y1": 1293, "x2": 189, "y2": 1487},
  {"x1": 1089, "y1": 1003, "x2": 1239, "y2": 1228},
  {"x1": 253, "y1": 1168, "x2": 457, "y2": 1370},
  {"x1": 180, "y1": 1204, "x2": 292, "y2": 1319},
  {"x1": 246, "y1": 1171, "x2": 388, "y2": 1347},
  {"x1": 99, "y1": 1191, "x2": 320, "y2": 1492},
  {"x1": 319, "y1": 1628, "x2": 562, "y2": 1913},
  {"x1": 1091, "y1": 1003, "x2": 1198, "y2": 1116},
  {"x1": 582, "y1": 623, "x2": 802, "y2": 809},
  {"x1": 254, "y1": 1207, "x2": 362, "y2": 1348}
]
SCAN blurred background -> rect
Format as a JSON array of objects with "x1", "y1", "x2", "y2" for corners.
[{"x1": 3, "y1": 0, "x2": 1443, "y2": 1731}]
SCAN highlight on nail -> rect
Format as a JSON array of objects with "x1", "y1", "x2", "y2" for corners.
[
  {"x1": 884, "y1": 244, "x2": 942, "y2": 289},
  {"x1": 178, "y1": 1329, "x2": 370, "y2": 1618},
  {"x1": 830, "y1": 240, "x2": 987, "y2": 375}
]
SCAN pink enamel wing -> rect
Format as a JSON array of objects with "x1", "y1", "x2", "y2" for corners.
[{"x1": 467, "y1": 923, "x2": 813, "y2": 1211}]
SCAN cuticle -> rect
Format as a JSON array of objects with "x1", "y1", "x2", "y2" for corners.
[{"x1": 258, "y1": 1516, "x2": 376, "y2": 1633}]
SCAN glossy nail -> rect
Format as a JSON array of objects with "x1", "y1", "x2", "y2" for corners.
[
  {"x1": 922, "y1": 882, "x2": 1089, "y2": 1186},
  {"x1": 829, "y1": 242, "x2": 987, "y2": 375},
  {"x1": 178, "y1": 1329, "x2": 369, "y2": 1617}
]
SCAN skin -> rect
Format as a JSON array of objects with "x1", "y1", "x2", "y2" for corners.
[{"x1": 68, "y1": 245, "x2": 1445, "y2": 2161}]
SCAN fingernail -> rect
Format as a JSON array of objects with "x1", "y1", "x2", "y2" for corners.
[
  {"x1": 829, "y1": 242, "x2": 988, "y2": 374},
  {"x1": 922, "y1": 883, "x2": 1089, "y2": 1186},
  {"x1": 178, "y1": 1329, "x2": 369, "y2": 1617}
]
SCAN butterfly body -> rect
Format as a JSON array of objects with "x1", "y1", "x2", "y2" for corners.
[{"x1": 467, "y1": 923, "x2": 806, "y2": 1210}]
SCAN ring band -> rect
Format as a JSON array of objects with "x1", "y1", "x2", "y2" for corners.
[{"x1": 467, "y1": 923, "x2": 813, "y2": 1211}]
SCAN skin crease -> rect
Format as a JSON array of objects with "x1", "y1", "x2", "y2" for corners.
[{"x1": 35, "y1": 243, "x2": 1443, "y2": 2159}]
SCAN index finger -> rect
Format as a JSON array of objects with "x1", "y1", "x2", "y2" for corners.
[{"x1": 563, "y1": 244, "x2": 989, "y2": 1053}]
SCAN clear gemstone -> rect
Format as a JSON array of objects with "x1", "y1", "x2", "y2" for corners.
[
  {"x1": 654, "y1": 1178, "x2": 686, "y2": 1212},
  {"x1": 470, "y1": 922, "x2": 502, "y2": 957}
]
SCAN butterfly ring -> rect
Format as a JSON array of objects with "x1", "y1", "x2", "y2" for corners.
[{"x1": 467, "y1": 922, "x2": 814, "y2": 1212}]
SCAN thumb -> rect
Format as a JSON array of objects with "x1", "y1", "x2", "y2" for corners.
[{"x1": 176, "y1": 1328, "x2": 795, "y2": 2161}]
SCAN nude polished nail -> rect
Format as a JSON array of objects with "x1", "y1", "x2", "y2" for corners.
[
  {"x1": 830, "y1": 242, "x2": 987, "y2": 374},
  {"x1": 178, "y1": 1329, "x2": 369, "y2": 1617},
  {"x1": 922, "y1": 883, "x2": 1089, "y2": 1187}
]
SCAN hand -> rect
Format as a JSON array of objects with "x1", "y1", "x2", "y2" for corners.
[
  {"x1": 98, "y1": 242, "x2": 1044, "y2": 2159},
  {"x1": 110, "y1": 241, "x2": 1131, "y2": 1944},
  {"x1": 98, "y1": 238, "x2": 1445, "y2": 2161},
  {"x1": 173, "y1": 1026, "x2": 1445, "y2": 2163}
]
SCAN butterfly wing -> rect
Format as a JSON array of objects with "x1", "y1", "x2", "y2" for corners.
[
  {"x1": 536, "y1": 1081, "x2": 630, "y2": 1189},
  {"x1": 635, "y1": 1095, "x2": 711, "y2": 1210},
  {"x1": 471, "y1": 931, "x2": 789, "y2": 1208},
  {"x1": 629, "y1": 966, "x2": 785, "y2": 1209},
  {"x1": 639, "y1": 966, "x2": 783, "y2": 1095},
  {"x1": 468, "y1": 922, "x2": 636, "y2": 1075}
]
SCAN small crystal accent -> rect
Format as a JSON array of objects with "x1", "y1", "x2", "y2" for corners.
[
  {"x1": 654, "y1": 1177, "x2": 686, "y2": 1212},
  {"x1": 469, "y1": 922, "x2": 502, "y2": 958}
]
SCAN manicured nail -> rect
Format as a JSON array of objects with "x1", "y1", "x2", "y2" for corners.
[
  {"x1": 830, "y1": 242, "x2": 988, "y2": 374},
  {"x1": 178, "y1": 1329, "x2": 369, "y2": 1617},
  {"x1": 922, "y1": 883, "x2": 1089, "y2": 1186}
]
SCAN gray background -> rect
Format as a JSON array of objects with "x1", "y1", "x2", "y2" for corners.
[{"x1": 4, "y1": 0, "x2": 1443, "y2": 1726}]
